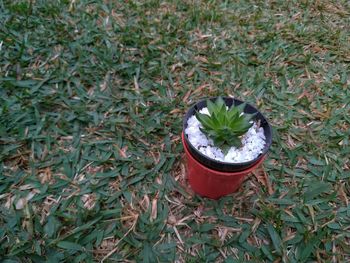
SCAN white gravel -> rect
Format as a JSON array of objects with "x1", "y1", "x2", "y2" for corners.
[{"x1": 185, "y1": 107, "x2": 266, "y2": 163}]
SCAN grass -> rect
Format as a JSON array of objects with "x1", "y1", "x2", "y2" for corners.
[{"x1": 0, "y1": 0, "x2": 349, "y2": 262}]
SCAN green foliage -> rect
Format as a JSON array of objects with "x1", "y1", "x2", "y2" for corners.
[
  {"x1": 196, "y1": 97, "x2": 254, "y2": 151},
  {"x1": 0, "y1": 0, "x2": 349, "y2": 262}
]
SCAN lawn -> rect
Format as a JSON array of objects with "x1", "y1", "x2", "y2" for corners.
[{"x1": 0, "y1": 0, "x2": 350, "y2": 262}]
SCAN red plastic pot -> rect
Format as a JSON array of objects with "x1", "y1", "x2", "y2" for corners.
[
  {"x1": 182, "y1": 132, "x2": 265, "y2": 199},
  {"x1": 181, "y1": 97, "x2": 272, "y2": 199}
]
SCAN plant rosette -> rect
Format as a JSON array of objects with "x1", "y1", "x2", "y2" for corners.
[{"x1": 182, "y1": 97, "x2": 272, "y2": 199}]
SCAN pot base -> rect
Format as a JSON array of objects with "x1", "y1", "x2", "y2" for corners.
[{"x1": 182, "y1": 132, "x2": 265, "y2": 199}]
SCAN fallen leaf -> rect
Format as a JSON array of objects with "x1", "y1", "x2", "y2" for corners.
[
  {"x1": 182, "y1": 89, "x2": 192, "y2": 103},
  {"x1": 338, "y1": 183, "x2": 349, "y2": 206},
  {"x1": 150, "y1": 192, "x2": 158, "y2": 222},
  {"x1": 140, "y1": 194, "x2": 150, "y2": 211},
  {"x1": 38, "y1": 167, "x2": 52, "y2": 184},
  {"x1": 15, "y1": 190, "x2": 37, "y2": 210},
  {"x1": 253, "y1": 167, "x2": 274, "y2": 195}
]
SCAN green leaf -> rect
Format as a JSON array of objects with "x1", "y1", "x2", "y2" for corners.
[
  {"x1": 227, "y1": 107, "x2": 239, "y2": 120},
  {"x1": 261, "y1": 245, "x2": 274, "y2": 261},
  {"x1": 308, "y1": 157, "x2": 325, "y2": 166},
  {"x1": 196, "y1": 112, "x2": 213, "y2": 129},
  {"x1": 299, "y1": 230, "x2": 326, "y2": 261},
  {"x1": 267, "y1": 224, "x2": 282, "y2": 255},
  {"x1": 44, "y1": 216, "x2": 61, "y2": 238},
  {"x1": 57, "y1": 241, "x2": 83, "y2": 251},
  {"x1": 304, "y1": 181, "x2": 331, "y2": 201},
  {"x1": 327, "y1": 222, "x2": 341, "y2": 230},
  {"x1": 216, "y1": 97, "x2": 226, "y2": 113},
  {"x1": 230, "y1": 137, "x2": 242, "y2": 148},
  {"x1": 206, "y1": 99, "x2": 217, "y2": 116}
]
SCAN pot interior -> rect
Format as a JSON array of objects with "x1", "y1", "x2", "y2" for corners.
[{"x1": 183, "y1": 97, "x2": 272, "y2": 172}]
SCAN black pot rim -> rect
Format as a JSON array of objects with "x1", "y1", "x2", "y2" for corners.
[{"x1": 183, "y1": 97, "x2": 272, "y2": 172}]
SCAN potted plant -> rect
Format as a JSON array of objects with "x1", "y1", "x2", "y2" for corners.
[{"x1": 182, "y1": 97, "x2": 272, "y2": 199}]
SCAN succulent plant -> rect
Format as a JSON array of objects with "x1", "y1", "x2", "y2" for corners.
[{"x1": 196, "y1": 97, "x2": 255, "y2": 152}]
